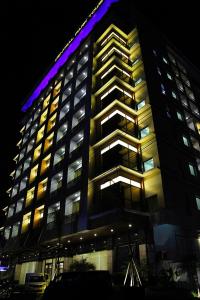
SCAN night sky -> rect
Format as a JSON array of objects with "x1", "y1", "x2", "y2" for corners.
[{"x1": 0, "y1": 0, "x2": 199, "y2": 206}]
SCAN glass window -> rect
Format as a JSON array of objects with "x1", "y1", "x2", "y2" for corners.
[
  {"x1": 67, "y1": 158, "x2": 82, "y2": 184},
  {"x1": 11, "y1": 222, "x2": 20, "y2": 238},
  {"x1": 56, "y1": 123, "x2": 68, "y2": 142},
  {"x1": 188, "y1": 163, "x2": 196, "y2": 176},
  {"x1": 137, "y1": 100, "x2": 145, "y2": 110},
  {"x1": 177, "y1": 111, "x2": 184, "y2": 121},
  {"x1": 182, "y1": 135, "x2": 190, "y2": 147},
  {"x1": 16, "y1": 198, "x2": 24, "y2": 213},
  {"x1": 163, "y1": 57, "x2": 168, "y2": 64},
  {"x1": 69, "y1": 131, "x2": 84, "y2": 154},
  {"x1": 167, "y1": 73, "x2": 172, "y2": 80},
  {"x1": 76, "y1": 68, "x2": 88, "y2": 88},
  {"x1": 50, "y1": 172, "x2": 63, "y2": 193},
  {"x1": 74, "y1": 86, "x2": 86, "y2": 107},
  {"x1": 47, "y1": 202, "x2": 60, "y2": 224},
  {"x1": 77, "y1": 53, "x2": 89, "y2": 71},
  {"x1": 65, "y1": 191, "x2": 80, "y2": 216},
  {"x1": 172, "y1": 91, "x2": 177, "y2": 99},
  {"x1": 59, "y1": 102, "x2": 70, "y2": 120},
  {"x1": 161, "y1": 84, "x2": 166, "y2": 95},
  {"x1": 8, "y1": 204, "x2": 15, "y2": 218},
  {"x1": 140, "y1": 126, "x2": 149, "y2": 138},
  {"x1": 195, "y1": 196, "x2": 200, "y2": 210},
  {"x1": 144, "y1": 158, "x2": 154, "y2": 172}
]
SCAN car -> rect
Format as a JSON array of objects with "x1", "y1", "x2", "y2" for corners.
[
  {"x1": 25, "y1": 273, "x2": 49, "y2": 295},
  {"x1": 42, "y1": 271, "x2": 113, "y2": 300}
]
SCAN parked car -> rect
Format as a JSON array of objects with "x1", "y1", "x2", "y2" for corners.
[
  {"x1": 42, "y1": 271, "x2": 113, "y2": 299},
  {"x1": 24, "y1": 273, "x2": 49, "y2": 295}
]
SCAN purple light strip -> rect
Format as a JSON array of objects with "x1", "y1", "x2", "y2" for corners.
[{"x1": 22, "y1": 0, "x2": 119, "y2": 112}]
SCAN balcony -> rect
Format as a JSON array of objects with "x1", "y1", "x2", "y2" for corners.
[
  {"x1": 93, "y1": 181, "x2": 142, "y2": 214},
  {"x1": 100, "y1": 113, "x2": 137, "y2": 139},
  {"x1": 96, "y1": 144, "x2": 141, "y2": 175}
]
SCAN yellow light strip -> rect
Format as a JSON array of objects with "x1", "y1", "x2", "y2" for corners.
[
  {"x1": 101, "y1": 65, "x2": 130, "y2": 79},
  {"x1": 100, "y1": 85, "x2": 132, "y2": 100},
  {"x1": 101, "y1": 32, "x2": 126, "y2": 46},
  {"x1": 101, "y1": 139, "x2": 137, "y2": 154},
  {"x1": 101, "y1": 109, "x2": 134, "y2": 125},
  {"x1": 101, "y1": 47, "x2": 129, "y2": 61},
  {"x1": 100, "y1": 175, "x2": 141, "y2": 190}
]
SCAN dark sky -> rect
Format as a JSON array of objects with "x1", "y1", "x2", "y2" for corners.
[{"x1": 0, "y1": 0, "x2": 199, "y2": 206}]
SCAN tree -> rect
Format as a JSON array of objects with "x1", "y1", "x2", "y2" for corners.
[{"x1": 69, "y1": 258, "x2": 95, "y2": 272}]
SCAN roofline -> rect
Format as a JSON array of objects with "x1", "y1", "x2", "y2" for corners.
[{"x1": 21, "y1": 0, "x2": 119, "y2": 112}]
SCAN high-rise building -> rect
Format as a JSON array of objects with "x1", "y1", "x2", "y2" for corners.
[{"x1": 1, "y1": 0, "x2": 200, "y2": 284}]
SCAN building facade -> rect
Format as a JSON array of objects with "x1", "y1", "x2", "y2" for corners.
[{"x1": 1, "y1": 0, "x2": 200, "y2": 285}]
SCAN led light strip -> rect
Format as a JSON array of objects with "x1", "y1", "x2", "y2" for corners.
[
  {"x1": 100, "y1": 85, "x2": 132, "y2": 100},
  {"x1": 101, "y1": 139, "x2": 137, "y2": 154},
  {"x1": 101, "y1": 65, "x2": 130, "y2": 79},
  {"x1": 101, "y1": 46, "x2": 129, "y2": 61},
  {"x1": 100, "y1": 175, "x2": 141, "y2": 190},
  {"x1": 101, "y1": 32, "x2": 126, "y2": 46},
  {"x1": 101, "y1": 109, "x2": 134, "y2": 125},
  {"x1": 22, "y1": 0, "x2": 119, "y2": 112}
]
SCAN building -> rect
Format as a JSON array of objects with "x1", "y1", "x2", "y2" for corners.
[{"x1": 1, "y1": 0, "x2": 200, "y2": 285}]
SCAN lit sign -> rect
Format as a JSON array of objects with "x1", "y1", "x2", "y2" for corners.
[
  {"x1": 0, "y1": 266, "x2": 9, "y2": 272},
  {"x1": 22, "y1": 0, "x2": 119, "y2": 112}
]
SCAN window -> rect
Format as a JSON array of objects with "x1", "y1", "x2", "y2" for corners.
[
  {"x1": 30, "y1": 123, "x2": 38, "y2": 136},
  {"x1": 33, "y1": 206, "x2": 44, "y2": 228},
  {"x1": 37, "y1": 178, "x2": 48, "y2": 199},
  {"x1": 64, "y1": 70, "x2": 74, "y2": 85},
  {"x1": 56, "y1": 123, "x2": 68, "y2": 142},
  {"x1": 11, "y1": 184, "x2": 19, "y2": 198},
  {"x1": 77, "y1": 53, "x2": 88, "y2": 71},
  {"x1": 180, "y1": 94, "x2": 188, "y2": 107},
  {"x1": 74, "y1": 86, "x2": 86, "y2": 106},
  {"x1": 50, "y1": 172, "x2": 63, "y2": 193},
  {"x1": 47, "y1": 113, "x2": 57, "y2": 132},
  {"x1": 44, "y1": 132, "x2": 54, "y2": 152},
  {"x1": 19, "y1": 148, "x2": 26, "y2": 161},
  {"x1": 172, "y1": 91, "x2": 177, "y2": 99},
  {"x1": 140, "y1": 126, "x2": 150, "y2": 138},
  {"x1": 53, "y1": 81, "x2": 62, "y2": 98},
  {"x1": 27, "y1": 139, "x2": 35, "y2": 153},
  {"x1": 11, "y1": 222, "x2": 20, "y2": 238},
  {"x1": 161, "y1": 84, "x2": 166, "y2": 95},
  {"x1": 176, "y1": 79, "x2": 184, "y2": 92},
  {"x1": 72, "y1": 107, "x2": 85, "y2": 128},
  {"x1": 41, "y1": 154, "x2": 51, "y2": 175},
  {"x1": 29, "y1": 165, "x2": 39, "y2": 183},
  {"x1": 137, "y1": 100, "x2": 145, "y2": 110},
  {"x1": 167, "y1": 73, "x2": 172, "y2": 80},
  {"x1": 182, "y1": 135, "x2": 190, "y2": 147},
  {"x1": 19, "y1": 177, "x2": 28, "y2": 192},
  {"x1": 53, "y1": 147, "x2": 65, "y2": 165},
  {"x1": 62, "y1": 85, "x2": 72, "y2": 102},
  {"x1": 43, "y1": 94, "x2": 51, "y2": 110},
  {"x1": 157, "y1": 67, "x2": 161, "y2": 76},
  {"x1": 47, "y1": 202, "x2": 60, "y2": 224},
  {"x1": 33, "y1": 144, "x2": 42, "y2": 161},
  {"x1": 191, "y1": 137, "x2": 200, "y2": 151},
  {"x1": 144, "y1": 158, "x2": 154, "y2": 172},
  {"x1": 177, "y1": 111, "x2": 184, "y2": 121},
  {"x1": 67, "y1": 158, "x2": 82, "y2": 184},
  {"x1": 162, "y1": 57, "x2": 168, "y2": 64},
  {"x1": 15, "y1": 164, "x2": 23, "y2": 179},
  {"x1": 40, "y1": 109, "x2": 48, "y2": 125},
  {"x1": 16, "y1": 198, "x2": 24, "y2": 213},
  {"x1": 76, "y1": 68, "x2": 88, "y2": 88},
  {"x1": 195, "y1": 196, "x2": 200, "y2": 210},
  {"x1": 65, "y1": 191, "x2": 80, "y2": 216},
  {"x1": 69, "y1": 131, "x2": 84, "y2": 154},
  {"x1": 4, "y1": 227, "x2": 11, "y2": 240},
  {"x1": 22, "y1": 212, "x2": 31, "y2": 233},
  {"x1": 59, "y1": 102, "x2": 70, "y2": 120},
  {"x1": 168, "y1": 53, "x2": 176, "y2": 65},
  {"x1": 190, "y1": 102, "x2": 199, "y2": 116},
  {"x1": 188, "y1": 163, "x2": 197, "y2": 176},
  {"x1": 50, "y1": 96, "x2": 59, "y2": 114},
  {"x1": 26, "y1": 187, "x2": 35, "y2": 207},
  {"x1": 36, "y1": 125, "x2": 45, "y2": 143},
  {"x1": 8, "y1": 204, "x2": 15, "y2": 218}
]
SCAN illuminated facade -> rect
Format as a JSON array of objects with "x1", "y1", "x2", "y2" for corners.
[{"x1": 2, "y1": 0, "x2": 200, "y2": 284}]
